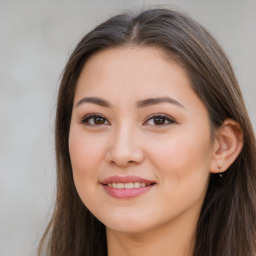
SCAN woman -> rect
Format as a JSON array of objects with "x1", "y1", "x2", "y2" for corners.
[{"x1": 38, "y1": 8, "x2": 256, "y2": 256}]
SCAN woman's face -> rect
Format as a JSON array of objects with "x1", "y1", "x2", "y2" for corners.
[{"x1": 69, "y1": 46, "x2": 214, "y2": 234}]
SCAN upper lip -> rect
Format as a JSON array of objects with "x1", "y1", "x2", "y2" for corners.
[{"x1": 101, "y1": 175, "x2": 156, "y2": 185}]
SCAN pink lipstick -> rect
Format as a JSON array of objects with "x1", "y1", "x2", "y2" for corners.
[{"x1": 101, "y1": 175, "x2": 156, "y2": 199}]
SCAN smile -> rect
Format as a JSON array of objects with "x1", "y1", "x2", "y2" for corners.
[
  {"x1": 107, "y1": 182, "x2": 147, "y2": 189},
  {"x1": 101, "y1": 175, "x2": 156, "y2": 199}
]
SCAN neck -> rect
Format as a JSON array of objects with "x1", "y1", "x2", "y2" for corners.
[{"x1": 106, "y1": 215, "x2": 197, "y2": 256}]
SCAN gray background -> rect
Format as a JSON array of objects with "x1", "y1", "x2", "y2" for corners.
[{"x1": 0, "y1": 1, "x2": 255, "y2": 255}]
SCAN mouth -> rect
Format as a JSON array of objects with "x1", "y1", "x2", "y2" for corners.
[
  {"x1": 101, "y1": 175, "x2": 156, "y2": 199},
  {"x1": 105, "y1": 181, "x2": 153, "y2": 189}
]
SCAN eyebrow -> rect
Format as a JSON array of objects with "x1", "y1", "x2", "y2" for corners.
[
  {"x1": 75, "y1": 97, "x2": 111, "y2": 108},
  {"x1": 136, "y1": 97, "x2": 185, "y2": 109},
  {"x1": 75, "y1": 96, "x2": 185, "y2": 109}
]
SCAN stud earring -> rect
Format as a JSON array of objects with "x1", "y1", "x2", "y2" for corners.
[{"x1": 217, "y1": 164, "x2": 223, "y2": 178}]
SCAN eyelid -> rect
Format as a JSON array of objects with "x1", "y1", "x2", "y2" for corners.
[
  {"x1": 80, "y1": 113, "x2": 110, "y2": 126},
  {"x1": 143, "y1": 113, "x2": 176, "y2": 126}
]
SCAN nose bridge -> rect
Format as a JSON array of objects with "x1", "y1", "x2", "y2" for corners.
[
  {"x1": 114, "y1": 123, "x2": 132, "y2": 149},
  {"x1": 106, "y1": 121, "x2": 144, "y2": 167}
]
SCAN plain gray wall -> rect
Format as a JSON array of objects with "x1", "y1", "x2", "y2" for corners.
[{"x1": 1, "y1": 1, "x2": 255, "y2": 255}]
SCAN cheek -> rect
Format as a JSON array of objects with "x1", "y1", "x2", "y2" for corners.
[
  {"x1": 68, "y1": 127, "x2": 107, "y2": 203},
  {"x1": 148, "y1": 135, "x2": 211, "y2": 219},
  {"x1": 68, "y1": 127, "x2": 107, "y2": 208},
  {"x1": 146, "y1": 129, "x2": 211, "y2": 189},
  {"x1": 69, "y1": 128, "x2": 105, "y2": 175}
]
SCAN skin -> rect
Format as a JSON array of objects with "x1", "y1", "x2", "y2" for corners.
[{"x1": 68, "y1": 46, "x2": 223, "y2": 256}]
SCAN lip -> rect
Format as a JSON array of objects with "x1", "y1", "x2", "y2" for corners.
[{"x1": 101, "y1": 175, "x2": 156, "y2": 199}]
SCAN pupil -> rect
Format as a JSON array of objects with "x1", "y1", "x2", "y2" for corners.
[
  {"x1": 95, "y1": 117, "x2": 104, "y2": 125},
  {"x1": 154, "y1": 117, "x2": 165, "y2": 125}
]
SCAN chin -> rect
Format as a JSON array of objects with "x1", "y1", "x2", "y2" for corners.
[
  {"x1": 106, "y1": 222, "x2": 150, "y2": 235},
  {"x1": 100, "y1": 213, "x2": 155, "y2": 234}
]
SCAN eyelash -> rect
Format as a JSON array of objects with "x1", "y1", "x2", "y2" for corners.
[
  {"x1": 80, "y1": 113, "x2": 110, "y2": 126},
  {"x1": 80, "y1": 113, "x2": 175, "y2": 127},
  {"x1": 143, "y1": 113, "x2": 175, "y2": 126}
]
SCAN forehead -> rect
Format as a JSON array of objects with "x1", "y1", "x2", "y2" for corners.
[{"x1": 75, "y1": 46, "x2": 194, "y2": 101}]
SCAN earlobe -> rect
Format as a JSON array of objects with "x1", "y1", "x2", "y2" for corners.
[{"x1": 210, "y1": 119, "x2": 244, "y2": 174}]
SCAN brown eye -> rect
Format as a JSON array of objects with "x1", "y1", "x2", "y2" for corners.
[
  {"x1": 153, "y1": 117, "x2": 166, "y2": 125},
  {"x1": 81, "y1": 114, "x2": 110, "y2": 126},
  {"x1": 94, "y1": 117, "x2": 105, "y2": 125},
  {"x1": 144, "y1": 114, "x2": 175, "y2": 126}
]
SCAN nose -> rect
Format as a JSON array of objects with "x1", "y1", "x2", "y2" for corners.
[{"x1": 105, "y1": 125, "x2": 144, "y2": 168}]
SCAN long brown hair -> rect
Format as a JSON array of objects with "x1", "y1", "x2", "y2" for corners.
[{"x1": 38, "y1": 8, "x2": 256, "y2": 256}]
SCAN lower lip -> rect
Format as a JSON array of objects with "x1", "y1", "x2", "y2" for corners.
[{"x1": 103, "y1": 185, "x2": 154, "y2": 198}]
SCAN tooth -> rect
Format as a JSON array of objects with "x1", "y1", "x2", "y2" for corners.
[
  {"x1": 110, "y1": 182, "x2": 149, "y2": 189},
  {"x1": 134, "y1": 182, "x2": 140, "y2": 188},
  {"x1": 117, "y1": 183, "x2": 125, "y2": 189},
  {"x1": 124, "y1": 182, "x2": 133, "y2": 189}
]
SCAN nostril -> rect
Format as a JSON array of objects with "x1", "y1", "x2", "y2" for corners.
[
  {"x1": 128, "y1": 160, "x2": 136, "y2": 164},
  {"x1": 109, "y1": 159, "x2": 137, "y2": 167},
  {"x1": 106, "y1": 146, "x2": 145, "y2": 167}
]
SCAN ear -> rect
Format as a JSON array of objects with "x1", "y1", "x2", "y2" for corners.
[{"x1": 210, "y1": 119, "x2": 244, "y2": 174}]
